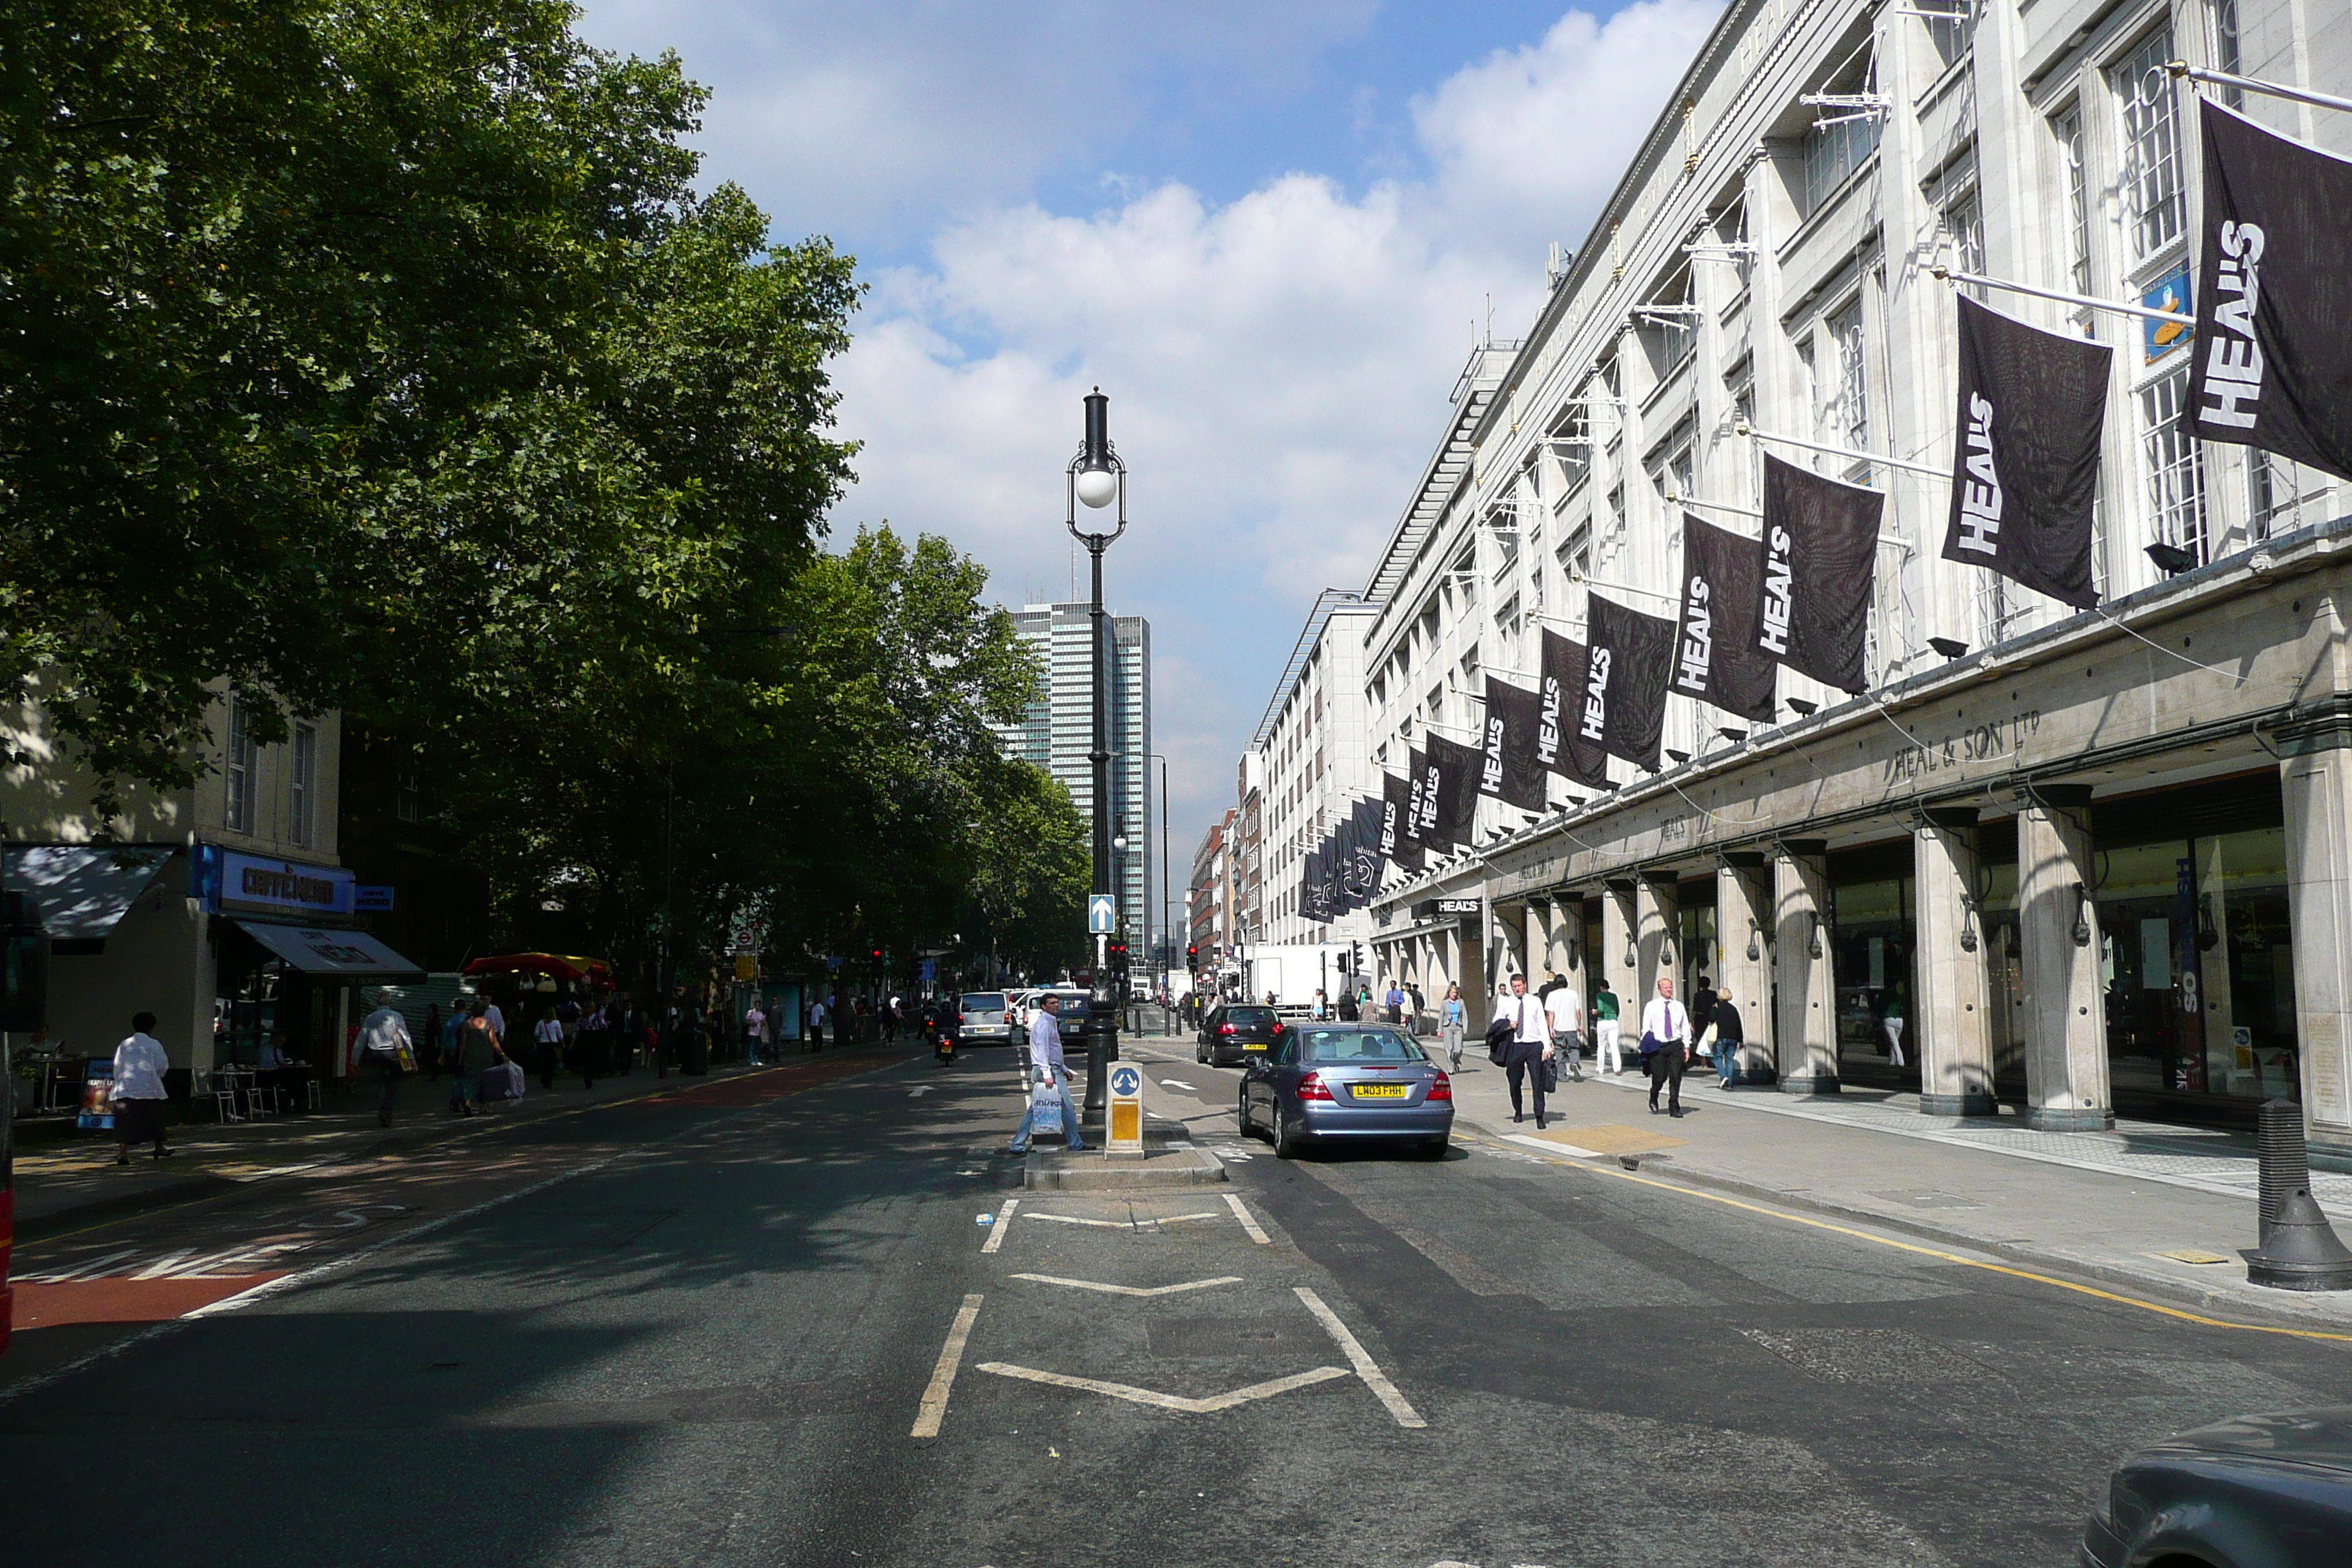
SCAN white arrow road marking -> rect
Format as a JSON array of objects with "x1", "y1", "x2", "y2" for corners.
[
  {"x1": 976, "y1": 1361, "x2": 1351, "y2": 1414},
  {"x1": 1295, "y1": 1286, "x2": 1425, "y2": 1428},
  {"x1": 1159, "y1": 1079, "x2": 1196, "y2": 1090},
  {"x1": 1023, "y1": 1213, "x2": 1130, "y2": 1228},
  {"x1": 911, "y1": 1293, "x2": 984, "y2": 1438},
  {"x1": 980, "y1": 1197, "x2": 1020, "y2": 1254},
  {"x1": 1009, "y1": 1274, "x2": 1243, "y2": 1297},
  {"x1": 15, "y1": 1248, "x2": 142, "y2": 1285},
  {"x1": 908, "y1": 1085, "x2": 935, "y2": 1098},
  {"x1": 1224, "y1": 1193, "x2": 1271, "y2": 1244},
  {"x1": 1150, "y1": 1212, "x2": 1221, "y2": 1226},
  {"x1": 130, "y1": 1250, "x2": 197, "y2": 1281}
]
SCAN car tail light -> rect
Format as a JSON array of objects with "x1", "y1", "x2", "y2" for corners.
[
  {"x1": 1219, "y1": 1022, "x2": 1236, "y2": 1035},
  {"x1": 1427, "y1": 1071, "x2": 1452, "y2": 1102},
  {"x1": 1297, "y1": 1071, "x2": 1334, "y2": 1101}
]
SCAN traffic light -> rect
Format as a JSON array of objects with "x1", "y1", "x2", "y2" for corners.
[{"x1": 1186, "y1": 943, "x2": 1199, "y2": 970}]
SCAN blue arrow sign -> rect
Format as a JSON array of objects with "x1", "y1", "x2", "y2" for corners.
[
  {"x1": 1088, "y1": 894, "x2": 1117, "y2": 935},
  {"x1": 1109, "y1": 1065, "x2": 1142, "y2": 1097}
]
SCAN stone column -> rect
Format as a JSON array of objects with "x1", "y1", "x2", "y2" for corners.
[
  {"x1": 1775, "y1": 840, "x2": 1839, "y2": 1094},
  {"x1": 1458, "y1": 920, "x2": 1488, "y2": 1033},
  {"x1": 1915, "y1": 808, "x2": 1997, "y2": 1117},
  {"x1": 1716, "y1": 853, "x2": 1773, "y2": 1085},
  {"x1": 1601, "y1": 880, "x2": 1638, "y2": 1011},
  {"x1": 1552, "y1": 895, "x2": 1589, "y2": 998},
  {"x1": 2276, "y1": 707, "x2": 2352, "y2": 1159},
  {"x1": 2015, "y1": 785, "x2": 2113, "y2": 1131},
  {"x1": 1637, "y1": 872, "x2": 1680, "y2": 1007}
]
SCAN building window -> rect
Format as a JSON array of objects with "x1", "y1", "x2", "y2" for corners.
[
  {"x1": 290, "y1": 723, "x2": 317, "y2": 848},
  {"x1": 1942, "y1": 189, "x2": 1984, "y2": 295},
  {"x1": 1801, "y1": 98, "x2": 1882, "y2": 216},
  {"x1": 225, "y1": 701, "x2": 258, "y2": 834},
  {"x1": 2115, "y1": 28, "x2": 2186, "y2": 268},
  {"x1": 2213, "y1": 0, "x2": 2244, "y2": 109},
  {"x1": 1923, "y1": 0, "x2": 1978, "y2": 70},
  {"x1": 2141, "y1": 366, "x2": 2209, "y2": 565},
  {"x1": 1825, "y1": 301, "x2": 1869, "y2": 456},
  {"x1": 2249, "y1": 452, "x2": 2304, "y2": 540}
]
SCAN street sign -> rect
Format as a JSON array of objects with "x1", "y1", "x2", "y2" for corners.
[
  {"x1": 1107, "y1": 1062, "x2": 1143, "y2": 1153},
  {"x1": 1088, "y1": 894, "x2": 1117, "y2": 934}
]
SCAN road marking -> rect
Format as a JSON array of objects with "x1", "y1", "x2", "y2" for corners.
[
  {"x1": 1566, "y1": 1157, "x2": 2352, "y2": 1345},
  {"x1": 1009, "y1": 1274, "x2": 1244, "y2": 1297},
  {"x1": 129, "y1": 1249, "x2": 196, "y2": 1281},
  {"x1": 15, "y1": 1248, "x2": 142, "y2": 1285},
  {"x1": 908, "y1": 1085, "x2": 935, "y2": 1098},
  {"x1": 1024, "y1": 1212, "x2": 1131, "y2": 1228},
  {"x1": 1153, "y1": 1211, "x2": 1221, "y2": 1226},
  {"x1": 1159, "y1": 1079, "x2": 1196, "y2": 1090},
  {"x1": 981, "y1": 1198, "x2": 1020, "y2": 1254},
  {"x1": 1295, "y1": 1286, "x2": 1425, "y2": 1428},
  {"x1": 976, "y1": 1361, "x2": 1351, "y2": 1414},
  {"x1": 1504, "y1": 1131, "x2": 1608, "y2": 1158},
  {"x1": 912, "y1": 1293, "x2": 984, "y2": 1438},
  {"x1": 1224, "y1": 1193, "x2": 1270, "y2": 1244}
]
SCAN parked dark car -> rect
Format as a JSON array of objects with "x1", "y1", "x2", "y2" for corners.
[
  {"x1": 1237, "y1": 1024, "x2": 1451, "y2": 1159},
  {"x1": 2080, "y1": 1406, "x2": 2352, "y2": 1568},
  {"x1": 1196, "y1": 1003, "x2": 1284, "y2": 1067}
]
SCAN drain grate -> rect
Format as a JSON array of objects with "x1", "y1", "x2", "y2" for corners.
[{"x1": 1740, "y1": 1327, "x2": 1999, "y2": 1386}]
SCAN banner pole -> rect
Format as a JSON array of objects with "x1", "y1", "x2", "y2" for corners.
[
  {"x1": 1922, "y1": 263, "x2": 2194, "y2": 327},
  {"x1": 2166, "y1": 59, "x2": 2352, "y2": 116}
]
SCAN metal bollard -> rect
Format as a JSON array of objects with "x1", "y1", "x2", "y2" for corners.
[{"x1": 2247, "y1": 1098, "x2": 2352, "y2": 1291}]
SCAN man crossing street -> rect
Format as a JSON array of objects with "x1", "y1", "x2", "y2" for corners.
[{"x1": 1641, "y1": 976, "x2": 1693, "y2": 1118}]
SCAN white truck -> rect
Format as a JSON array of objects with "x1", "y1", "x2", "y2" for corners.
[{"x1": 1234, "y1": 943, "x2": 1365, "y2": 1014}]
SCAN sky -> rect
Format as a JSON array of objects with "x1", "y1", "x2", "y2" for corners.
[{"x1": 575, "y1": 0, "x2": 1726, "y2": 888}]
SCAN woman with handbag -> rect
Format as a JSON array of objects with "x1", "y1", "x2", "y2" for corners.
[
  {"x1": 454, "y1": 1001, "x2": 505, "y2": 1117},
  {"x1": 1439, "y1": 983, "x2": 1467, "y2": 1068}
]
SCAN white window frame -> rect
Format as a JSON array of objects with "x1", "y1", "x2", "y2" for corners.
[
  {"x1": 224, "y1": 701, "x2": 257, "y2": 835},
  {"x1": 290, "y1": 722, "x2": 317, "y2": 848}
]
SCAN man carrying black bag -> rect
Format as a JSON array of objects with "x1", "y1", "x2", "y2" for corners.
[{"x1": 1496, "y1": 973, "x2": 1554, "y2": 1128}]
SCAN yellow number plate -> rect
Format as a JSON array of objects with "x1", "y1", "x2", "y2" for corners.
[
  {"x1": 1351, "y1": 1083, "x2": 1410, "y2": 1099},
  {"x1": 1245, "y1": 1042, "x2": 1269, "y2": 1051}
]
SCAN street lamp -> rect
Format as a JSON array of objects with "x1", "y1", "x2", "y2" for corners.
[{"x1": 1068, "y1": 388, "x2": 1128, "y2": 1126}]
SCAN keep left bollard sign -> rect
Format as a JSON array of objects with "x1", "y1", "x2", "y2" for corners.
[{"x1": 1108, "y1": 1063, "x2": 1143, "y2": 1153}]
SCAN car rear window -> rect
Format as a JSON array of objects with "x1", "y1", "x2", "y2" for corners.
[
  {"x1": 1226, "y1": 1006, "x2": 1277, "y2": 1026},
  {"x1": 1299, "y1": 1029, "x2": 1425, "y2": 1063},
  {"x1": 961, "y1": 994, "x2": 1006, "y2": 1011}
]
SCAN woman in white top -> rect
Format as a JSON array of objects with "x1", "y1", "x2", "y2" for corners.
[{"x1": 110, "y1": 1012, "x2": 173, "y2": 1164}]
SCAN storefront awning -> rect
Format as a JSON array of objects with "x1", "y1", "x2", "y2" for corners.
[
  {"x1": 231, "y1": 919, "x2": 426, "y2": 981},
  {"x1": 1, "y1": 845, "x2": 175, "y2": 941}
]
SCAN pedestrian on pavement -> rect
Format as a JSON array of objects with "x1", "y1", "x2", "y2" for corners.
[
  {"x1": 1544, "y1": 971, "x2": 1585, "y2": 1083},
  {"x1": 109, "y1": 1012, "x2": 173, "y2": 1164},
  {"x1": 1384, "y1": 979, "x2": 1405, "y2": 1025},
  {"x1": 1408, "y1": 982, "x2": 1425, "y2": 1033},
  {"x1": 1593, "y1": 979, "x2": 1623, "y2": 1075},
  {"x1": 440, "y1": 1004, "x2": 465, "y2": 1079},
  {"x1": 745, "y1": 1000, "x2": 766, "y2": 1066},
  {"x1": 354, "y1": 992, "x2": 415, "y2": 1128},
  {"x1": 535, "y1": 1007, "x2": 565, "y2": 1090},
  {"x1": 1499, "y1": 974, "x2": 1553, "y2": 1128},
  {"x1": 1880, "y1": 981, "x2": 1908, "y2": 1068},
  {"x1": 1640, "y1": 976, "x2": 1693, "y2": 1117},
  {"x1": 1712, "y1": 986, "x2": 1746, "y2": 1089},
  {"x1": 1009, "y1": 995, "x2": 1086, "y2": 1153},
  {"x1": 1689, "y1": 974, "x2": 1718, "y2": 1060},
  {"x1": 807, "y1": 995, "x2": 826, "y2": 1052},
  {"x1": 1335, "y1": 988, "x2": 1359, "y2": 1022},
  {"x1": 423, "y1": 1002, "x2": 442, "y2": 1080},
  {"x1": 456, "y1": 1002, "x2": 503, "y2": 1115},
  {"x1": 1311, "y1": 988, "x2": 1327, "y2": 1020},
  {"x1": 1440, "y1": 983, "x2": 1466, "y2": 1068}
]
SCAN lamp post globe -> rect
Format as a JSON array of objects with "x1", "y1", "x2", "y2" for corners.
[{"x1": 1076, "y1": 467, "x2": 1117, "y2": 508}]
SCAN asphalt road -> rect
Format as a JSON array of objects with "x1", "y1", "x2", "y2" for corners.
[{"x1": 5, "y1": 1037, "x2": 2351, "y2": 1568}]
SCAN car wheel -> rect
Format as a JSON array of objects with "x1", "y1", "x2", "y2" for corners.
[
  {"x1": 1196, "y1": 1041, "x2": 1207, "y2": 1064},
  {"x1": 1275, "y1": 1107, "x2": 1305, "y2": 1159},
  {"x1": 1235, "y1": 1087, "x2": 1252, "y2": 1138}
]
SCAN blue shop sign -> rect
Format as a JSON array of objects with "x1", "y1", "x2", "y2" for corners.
[{"x1": 192, "y1": 845, "x2": 357, "y2": 919}]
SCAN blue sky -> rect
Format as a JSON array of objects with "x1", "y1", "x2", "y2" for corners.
[{"x1": 575, "y1": 0, "x2": 1723, "y2": 867}]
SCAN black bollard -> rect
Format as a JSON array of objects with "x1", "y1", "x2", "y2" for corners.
[{"x1": 2246, "y1": 1099, "x2": 2352, "y2": 1291}]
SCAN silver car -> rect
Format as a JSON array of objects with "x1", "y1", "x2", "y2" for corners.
[
  {"x1": 958, "y1": 991, "x2": 1014, "y2": 1046},
  {"x1": 1237, "y1": 1025, "x2": 1452, "y2": 1160}
]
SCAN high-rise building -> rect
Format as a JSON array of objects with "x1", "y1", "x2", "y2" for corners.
[{"x1": 996, "y1": 603, "x2": 1153, "y2": 946}]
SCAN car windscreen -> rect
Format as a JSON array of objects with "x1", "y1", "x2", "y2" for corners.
[
  {"x1": 1226, "y1": 1007, "x2": 1278, "y2": 1027},
  {"x1": 961, "y1": 994, "x2": 1006, "y2": 1011},
  {"x1": 1297, "y1": 1029, "x2": 1426, "y2": 1064}
]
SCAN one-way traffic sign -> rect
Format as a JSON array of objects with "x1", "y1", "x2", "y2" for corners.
[{"x1": 1088, "y1": 894, "x2": 1116, "y2": 934}]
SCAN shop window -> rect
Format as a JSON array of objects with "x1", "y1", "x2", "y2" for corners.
[{"x1": 1830, "y1": 872, "x2": 1914, "y2": 1082}]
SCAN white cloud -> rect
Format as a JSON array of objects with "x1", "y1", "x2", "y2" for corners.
[{"x1": 829, "y1": 1, "x2": 1725, "y2": 840}]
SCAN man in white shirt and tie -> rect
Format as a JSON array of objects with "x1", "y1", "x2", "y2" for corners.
[
  {"x1": 1499, "y1": 974, "x2": 1554, "y2": 1128},
  {"x1": 1640, "y1": 976, "x2": 1693, "y2": 1117}
]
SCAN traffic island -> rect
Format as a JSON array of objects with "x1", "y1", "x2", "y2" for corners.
[{"x1": 1022, "y1": 1138, "x2": 1227, "y2": 1191}]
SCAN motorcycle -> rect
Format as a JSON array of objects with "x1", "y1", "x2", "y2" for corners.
[{"x1": 933, "y1": 1024, "x2": 957, "y2": 1066}]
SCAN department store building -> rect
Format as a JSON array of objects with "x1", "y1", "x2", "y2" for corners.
[{"x1": 1339, "y1": 0, "x2": 2352, "y2": 1155}]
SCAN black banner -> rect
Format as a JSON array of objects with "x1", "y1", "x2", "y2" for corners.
[
  {"x1": 1673, "y1": 514, "x2": 1779, "y2": 721},
  {"x1": 1758, "y1": 453, "x2": 1880, "y2": 696},
  {"x1": 1584, "y1": 595, "x2": 1677, "y2": 771},
  {"x1": 1401, "y1": 751, "x2": 1433, "y2": 859},
  {"x1": 1349, "y1": 796, "x2": 1383, "y2": 902},
  {"x1": 2186, "y1": 98, "x2": 2352, "y2": 480},
  {"x1": 1428, "y1": 734, "x2": 1480, "y2": 850},
  {"x1": 1300, "y1": 844, "x2": 1324, "y2": 924},
  {"x1": 1411, "y1": 745, "x2": 1451, "y2": 850},
  {"x1": 1940, "y1": 295, "x2": 2107, "y2": 610},
  {"x1": 1379, "y1": 772, "x2": 1425, "y2": 875},
  {"x1": 1540, "y1": 628, "x2": 1610, "y2": 789},
  {"x1": 1480, "y1": 676, "x2": 1550, "y2": 811}
]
